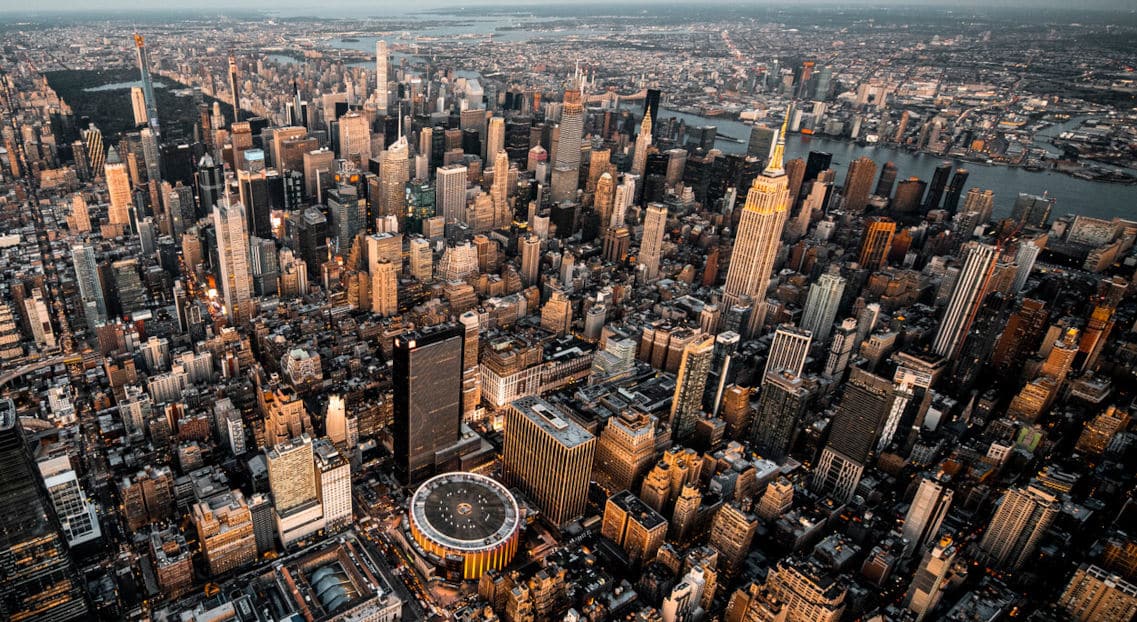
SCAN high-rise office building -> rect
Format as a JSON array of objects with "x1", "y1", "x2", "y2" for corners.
[
  {"x1": 723, "y1": 112, "x2": 791, "y2": 336},
  {"x1": 521, "y1": 233, "x2": 541, "y2": 286},
  {"x1": 932, "y1": 241, "x2": 997, "y2": 358},
  {"x1": 922, "y1": 162, "x2": 952, "y2": 212},
  {"x1": 1057, "y1": 564, "x2": 1137, "y2": 622},
  {"x1": 314, "y1": 439, "x2": 352, "y2": 532},
  {"x1": 843, "y1": 156, "x2": 876, "y2": 212},
  {"x1": 979, "y1": 485, "x2": 1059, "y2": 570},
  {"x1": 381, "y1": 137, "x2": 410, "y2": 225},
  {"x1": 640, "y1": 203, "x2": 668, "y2": 282},
  {"x1": 669, "y1": 333, "x2": 715, "y2": 442},
  {"x1": 858, "y1": 217, "x2": 896, "y2": 271},
  {"x1": 227, "y1": 53, "x2": 241, "y2": 123},
  {"x1": 503, "y1": 396, "x2": 596, "y2": 529},
  {"x1": 213, "y1": 197, "x2": 255, "y2": 323},
  {"x1": 490, "y1": 150, "x2": 511, "y2": 229},
  {"x1": 38, "y1": 456, "x2": 101, "y2": 548},
  {"x1": 902, "y1": 477, "x2": 953, "y2": 557},
  {"x1": 593, "y1": 412, "x2": 658, "y2": 492},
  {"x1": 942, "y1": 168, "x2": 970, "y2": 215},
  {"x1": 72, "y1": 243, "x2": 106, "y2": 330},
  {"x1": 905, "y1": 536, "x2": 958, "y2": 621},
  {"x1": 601, "y1": 490, "x2": 667, "y2": 564},
  {"x1": 371, "y1": 258, "x2": 398, "y2": 316},
  {"x1": 812, "y1": 367, "x2": 896, "y2": 501},
  {"x1": 751, "y1": 370, "x2": 809, "y2": 462},
  {"x1": 193, "y1": 489, "x2": 257, "y2": 576},
  {"x1": 437, "y1": 164, "x2": 468, "y2": 223},
  {"x1": 824, "y1": 318, "x2": 858, "y2": 380},
  {"x1": 337, "y1": 110, "x2": 371, "y2": 163},
  {"x1": 392, "y1": 324, "x2": 464, "y2": 483},
  {"x1": 800, "y1": 269, "x2": 846, "y2": 341},
  {"x1": 1011, "y1": 239, "x2": 1041, "y2": 295},
  {"x1": 764, "y1": 324, "x2": 812, "y2": 379},
  {"x1": 486, "y1": 116, "x2": 505, "y2": 162},
  {"x1": 709, "y1": 503, "x2": 758, "y2": 578},
  {"x1": 765, "y1": 558, "x2": 846, "y2": 622},
  {"x1": 375, "y1": 40, "x2": 389, "y2": 112},
  {"x1": 459, "y1": 310, "x2": 482, "y2": 420},
  {"x1": 551, "y1": 84, "x2": 585, "y2": 203},
  {"x1": 874, "y1": 160, "x2": 898, "y2": 198},
  {"x1": 747, "y1": 124, "x2": 776, "y2": 161},
  {"x1": 0, "y1": 400, "x2": 90, "y2": 621},
  {"x1": 631, "y1": 108, "x2": 653, "y2": 177},
  {"x1": 105, "y1": 146, "x2": 133, "y2": 228},
  {"x1": 131, "y1": 86, "x2": 149, "y2": 127},
  {"x1": 803, "y1": 151, "x2": 832, "y2": 183}
]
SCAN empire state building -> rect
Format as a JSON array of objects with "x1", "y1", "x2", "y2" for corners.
[{"x1": 723, "y1": 109, "x2": 792, "y2": 337}]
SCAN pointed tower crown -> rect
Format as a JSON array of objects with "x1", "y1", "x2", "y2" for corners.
[{"x1": 761, "y1": 104, "x2": 792, "y2": 178}]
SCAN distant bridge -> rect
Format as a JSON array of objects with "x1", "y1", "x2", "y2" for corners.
[{"x1": 586, "y1": 88, "x2": 649, "y2": 105}]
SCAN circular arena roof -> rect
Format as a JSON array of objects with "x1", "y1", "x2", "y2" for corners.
[{"x1": 409, "y1": 472, "x2": 520, "y2": 553}]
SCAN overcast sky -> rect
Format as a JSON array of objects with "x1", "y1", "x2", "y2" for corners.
[{"x1": 0, "y1": 0, "x2": 1133, "y2": 14}]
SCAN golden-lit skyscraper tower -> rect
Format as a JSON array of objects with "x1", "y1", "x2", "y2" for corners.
[
  {"x1": 723, "y1": 108, "x2": 792, "y2": 337},
  {"x1": 631, "y1": 108, "x2": 653, "y2": 177}
]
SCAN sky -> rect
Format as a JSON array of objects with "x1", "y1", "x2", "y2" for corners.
[{"x1": 0, "y1": 0, "x2": 1133, "y2": 14}]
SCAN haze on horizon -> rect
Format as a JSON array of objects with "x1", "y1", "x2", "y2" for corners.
[{"x1": 0, "y1": 0, "x2": 1133, "y2": 15}]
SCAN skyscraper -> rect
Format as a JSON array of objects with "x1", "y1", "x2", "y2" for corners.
[
  {"x1": 932, "y1": 241, "x2": 997, "y2": 358},
  {"x1": 640, "y1": 203, "x2": 667, "y2": 281},
  {"x1": 942, "y1": 168, "x2": 970, "y2": 215},
  {"x1": 520, "y1": 233, "x2": 541, "y2": 286},
  {"x1": 72, "y1": 243, "x2": 106, "y2": 330},
  {"x1": 486, "y1": 116, "x2": 505, "y2": 162},
  {"x1": 874, "y1": 160, "x2": 898, "y2": 198},
  {"x1": 375, "y1": 40, "x2": 389, "y2": 112},
  {"x1": 337, "y1": 110, "x2": 372, "y2": 162},
  {"x1": 392, "y1": 324, "x2": 464, "y2": 484},
  {"x1": 371, "y1": 258, "x2": 398, "y2": 316},
  {"x1": 764, "y1": 324, "x2": 812, "y2": 379},
  {"x1": 213, "y1": 197, "x2": 255, "y2": 323},
  {"x1": 723, "y1": 110, "x2": 792, "y2": 336},
  {"x1": 0, "y1": 399, "x2": 90, "y2": 621},
  {"x1": 503, "y1": 396, "x2": 595, "y2": 529},
  {"x1": 812, "y1": 367, "x2": 896, "y2": 501},
  {"x1": 858, "y1": 216, "x2": 896, "y2": 271},
  {"x1": 227, "y1": 52, "x2": 241, "y2": 123},
  {"x1": 1057, "y1": 564, "x2": 1137, "y2": 622},
  {"x1": 669, "y1": 333, "x2": 715, "y2": 442},
  {"x1": 922, "y1": 162, "x2": 952, "y2": 212},
  {"x1": 130, "y1": 86, "x2": 148, "y2": 127},
  {"x1": 133, "y1": 33, "x2": 159, "y2": 134},
  {"x1": 105, "y1": 146, "x2": 133, "y2": 228},
  {"x1": 800, "y1": 268, "x2": 846, "y2": 341},
  {"x1": 751, "y1": 370, "x2": 809, "y2": 461},
  {"x1": 381, "y1": 137, "x2": 409, "y2": 225},
  {"x1": 490, "y1": 150, "x2": 510, "y2": 229},
  {"x1": 1011, "y1": 239, "x2": 1041, "y2": 295},
  {"x1": 631, "y1": 108, "x2": 653, "y2": 177},
  {"x1": 979, "y1": 485, "x2": 1058, "y2": 570},
  {"x1": 459, "y1": 310, "x2": 482, "y2": 420},
  {"x1": 902, "y1": 477, "x2": 953, "y2": 557},
  {"x1": 905, "y1": 536, "x2": 958, "y2": 621},
  {"x1": 842, "y1": 156, "x2": 877, "y2": 212},
  {"x1": 550, "y1": 84, "x2": 584, "y2": 202},
  {"x1": 437, "y1": 164, "x2": 468, "y2": 223},
  {"x1": 709, "y1": 503, "x2": 758, "y2": 578}
]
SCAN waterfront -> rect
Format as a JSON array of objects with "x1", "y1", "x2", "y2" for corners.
[{"x1": 652, "y1": 106, "x2": 1137, "y2": 222}]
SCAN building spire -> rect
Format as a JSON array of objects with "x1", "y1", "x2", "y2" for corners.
[{"x1": 763, "y1": 104, "x2": 791, "y2": 177}]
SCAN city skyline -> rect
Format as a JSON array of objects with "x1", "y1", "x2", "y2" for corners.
[{"x1": 0, "y1": 3, "x2": 1135, "y2": 622}]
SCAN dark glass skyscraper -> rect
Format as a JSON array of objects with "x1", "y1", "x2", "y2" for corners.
[
  {"x1": 942, "y1": 168, "x2": 970, "y2": 215},
  {"x1": 0, "y1": 399, "x2": 89, "y2": 621},
  {"x1": 803, "y1": 151, "x2": 832, "y2": 184},
  {"x1": 922, "y1": 162, "x2": 952, "y2": 212},
  {"x1": 392, "y1": 324, "x2": 464, "y2": 484}
]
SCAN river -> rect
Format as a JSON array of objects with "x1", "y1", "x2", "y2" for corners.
[{"x1": 652, "y1": 106, "x2": 1136, "y2": 222}]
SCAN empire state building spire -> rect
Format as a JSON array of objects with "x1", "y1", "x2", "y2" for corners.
[
  {"x1": 722, "y1": 104, "x2": 793, "y2": 337},
  {"x1": 764, "y1": 104, "x2": 791, "y2": 176}
]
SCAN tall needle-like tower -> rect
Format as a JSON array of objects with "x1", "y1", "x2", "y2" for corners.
[{"x1": 722, "y1": 106, "x2": 792, "y2": 337}]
